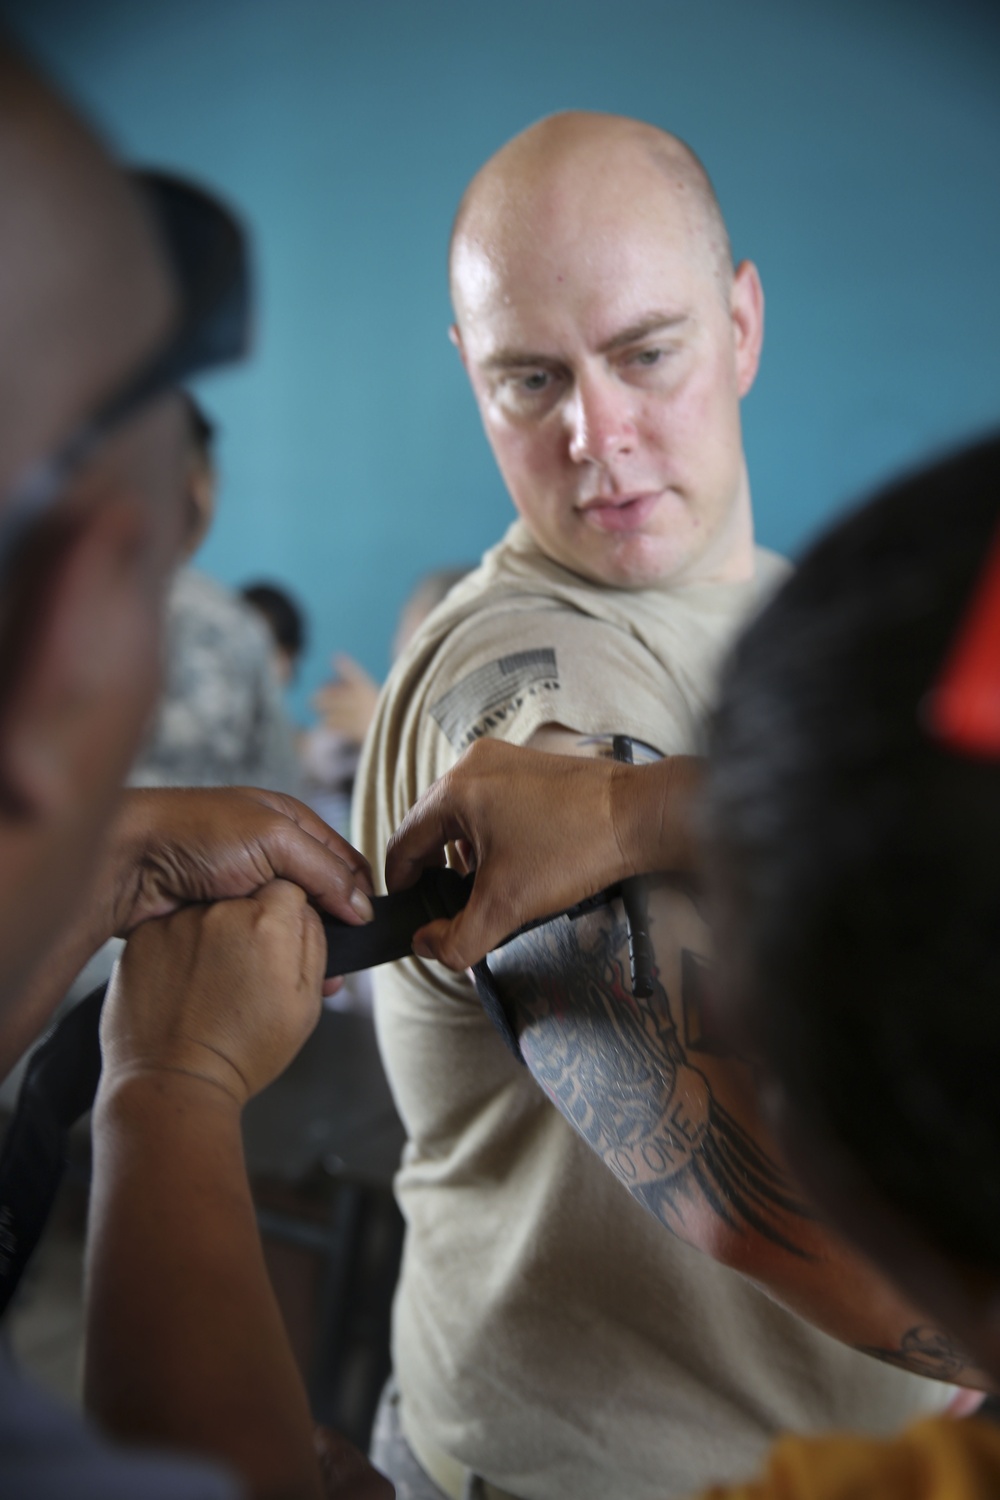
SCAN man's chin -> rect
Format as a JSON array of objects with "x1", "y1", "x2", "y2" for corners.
[
  {"x1": 520, "y1": 515, "x2": 689, "y2": 590},
  {"x1": 574, "y1": 536, "x2": 689, "y2": 591}
]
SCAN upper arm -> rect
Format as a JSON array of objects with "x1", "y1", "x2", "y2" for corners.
[
  {"x1": 524, "y1": 723, "x2": 604, "y2": 757},
  {"x1": 525, "y1": 724, "x2": 667, "y2": 770}
]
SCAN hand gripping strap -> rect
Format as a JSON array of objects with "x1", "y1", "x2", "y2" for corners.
[{"x1": 0, "y1": 868, "x2": 619, "y2": 1316}]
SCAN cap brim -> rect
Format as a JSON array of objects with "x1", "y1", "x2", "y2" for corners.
[{"x1": 132, "y1": 168, "x2": 253, "y2": 388}]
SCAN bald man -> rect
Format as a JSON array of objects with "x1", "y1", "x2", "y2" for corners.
[
  {"x1": 357, "y1": 114, "x2": 954, "y2": 1500},
  {"x1": 0, "y1": 45, "x2": 389, "y2": 1500}
]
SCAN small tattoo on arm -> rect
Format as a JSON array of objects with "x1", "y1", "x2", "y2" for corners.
[{"x1": 858, "y1": 1325, "x2": 980, "y2": 1382}]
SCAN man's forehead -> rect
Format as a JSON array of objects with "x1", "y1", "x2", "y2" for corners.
[{"x1": 453, "y1": 215, "x2": 708, "y2": 364}]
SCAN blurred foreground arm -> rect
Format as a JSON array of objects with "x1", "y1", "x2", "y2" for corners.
[
  {"x1": 385, "y1": 737, "x2": 702, "y2": 968},
  {"x1": 86, "y1": 880, "x2": 392, "y2": 1500}
]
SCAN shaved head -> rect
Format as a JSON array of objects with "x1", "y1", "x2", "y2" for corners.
[
  {"x1": 450, "y1": 111, "x2": 733, "y2": 326},
  {"x1": 0, "y1": 50, "x2": 176, "y2": 501},
  {"x1": 446, "y1": 109, "x2": 761, "y2": 590}
]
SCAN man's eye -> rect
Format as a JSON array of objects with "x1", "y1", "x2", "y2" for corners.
[
  {"x1": 495, "y1": 369, "x2": 561, "y2": 414},
  {"x1": 632, "y1": 347, "x2": 665, "y2": 367}
]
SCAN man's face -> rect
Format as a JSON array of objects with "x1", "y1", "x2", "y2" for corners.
[{"x1": 452, "y1": 166, "x2": 763, "y2": 590}]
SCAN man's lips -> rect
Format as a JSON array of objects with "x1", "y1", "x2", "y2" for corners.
[{"x1": 577, "y1": 492, "x2": 662, "y2": 533}]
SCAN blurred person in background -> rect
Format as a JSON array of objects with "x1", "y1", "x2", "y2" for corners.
[
  {"x1": 304, "y1": 567, "x2": 470, "y2": 836},
  {"x1": 239, "y1": 577, "x2": 377, "y2": 1013},
  {"x1": 241, "y1": 579, "x2": 307, "y2": 686},
  {"x1": 313, "y1": 567, "x2": 472, "y2": 752},
  {"x1": 130, "y1": 393, "x2": 300, "y2": 794}
]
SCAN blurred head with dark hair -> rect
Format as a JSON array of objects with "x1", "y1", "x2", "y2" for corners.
[
  {"x1": 240, "y1": 580, "x2": 306, "y2": 684},
  {"x1": 703, "y1": 432, "x2": 1000, "y2": 1378}
]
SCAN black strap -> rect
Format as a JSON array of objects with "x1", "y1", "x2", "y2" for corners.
[{"x1": 316, "y1": 866, "x2": 474, "y2": 975}]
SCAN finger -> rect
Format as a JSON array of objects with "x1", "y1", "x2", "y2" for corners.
[
  {"x1": 411, "y1": 909, "x2": 492, "y2": 971},
  {"x1": 240, "y1": 789, "x2": 374, "y2": 886},
  {"x1": 385, "y1": 797, "x2": 460, "y2": 892},
  {"x1": 299, "y1": 895, "x2": 328, "y2": 992},
  {"x1": 235, "y1": 790, "x2": 375, "y2": 917},
  {"x1": 448, "y1": 838, "x2": 476, "y2": 875},
  {"x1": 267, "y1": 827, "x2": 374, "y2": 923},
  {"x1": 249, "y1": 876, "x2": 307, "y2": 916}
]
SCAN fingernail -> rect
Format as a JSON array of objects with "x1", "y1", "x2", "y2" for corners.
[{"x1": 350, "y1": 888, "x2": 374, "y2": 922}]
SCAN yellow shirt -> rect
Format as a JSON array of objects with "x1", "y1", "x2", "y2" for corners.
[{"x1": 703, "y1": 1417, "x2": 1000, "y2": 1500}]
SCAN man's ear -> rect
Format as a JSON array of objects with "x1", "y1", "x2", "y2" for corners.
[
  {"x1": 731, "y1": 260, "x2": 765, "y2": 399},
  {"x1": 448, "y1": 322, "x2": 469, "y2": 371},
  {"x1": 0, "y1": 499, "x2": 155, "y2": 818}
]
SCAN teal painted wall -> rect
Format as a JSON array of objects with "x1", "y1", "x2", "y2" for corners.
[{"x1": 5, "y1": 0, "x2": 1000, "y2": 718}]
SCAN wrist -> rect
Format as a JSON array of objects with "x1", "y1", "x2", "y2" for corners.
[
  {"x1": 610, "y1": 756, "x2": 703, "y2": 877},
  {"x1": 95, "y1": 1061, "x2": 247, "y2": 1129}
]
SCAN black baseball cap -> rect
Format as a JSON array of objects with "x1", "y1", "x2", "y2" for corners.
[{"x1": 0, "y1": 168, "x2": 252, "y2": 571}]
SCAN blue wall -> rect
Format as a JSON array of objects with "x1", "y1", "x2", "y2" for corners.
[{"x1": 5, "y1": 0, "x2": 1000, "y2": 719}]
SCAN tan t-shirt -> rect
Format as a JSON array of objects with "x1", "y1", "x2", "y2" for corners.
[{"x1": 357, "y1": 520, "x2": 951, "y2": 1500}]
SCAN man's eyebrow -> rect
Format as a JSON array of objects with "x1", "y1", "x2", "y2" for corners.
[
  {"x1": 481, "y1": 347, "x2": 564, "y2": 372},
  {"x1": 597, "y1": 313, "x2": 690, "y2": 355},
  {"x1": 480, "y1": 313, "x2": 690, "y2": 371}
]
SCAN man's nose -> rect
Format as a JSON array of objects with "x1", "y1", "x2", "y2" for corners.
[{"x1": 565, "y1": 370, "x2": 636, "y2": 466}]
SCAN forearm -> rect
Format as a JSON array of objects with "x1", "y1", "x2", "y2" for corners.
[
  {"x1": 494, "y1": 901, "x2": 994, "y2": 1390},
  {"x1": 86, "y1": 1071, "x2": 323, "y2": 1500}
]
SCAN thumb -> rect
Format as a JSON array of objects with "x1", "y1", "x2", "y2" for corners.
[{"x1": 412, "y1": 910, "x2": 487, "y2": 971}]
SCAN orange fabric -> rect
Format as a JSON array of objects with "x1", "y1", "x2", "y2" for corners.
[{"x1": 702, "y1": 1417, "x2": 1000, "y2": 1500}]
